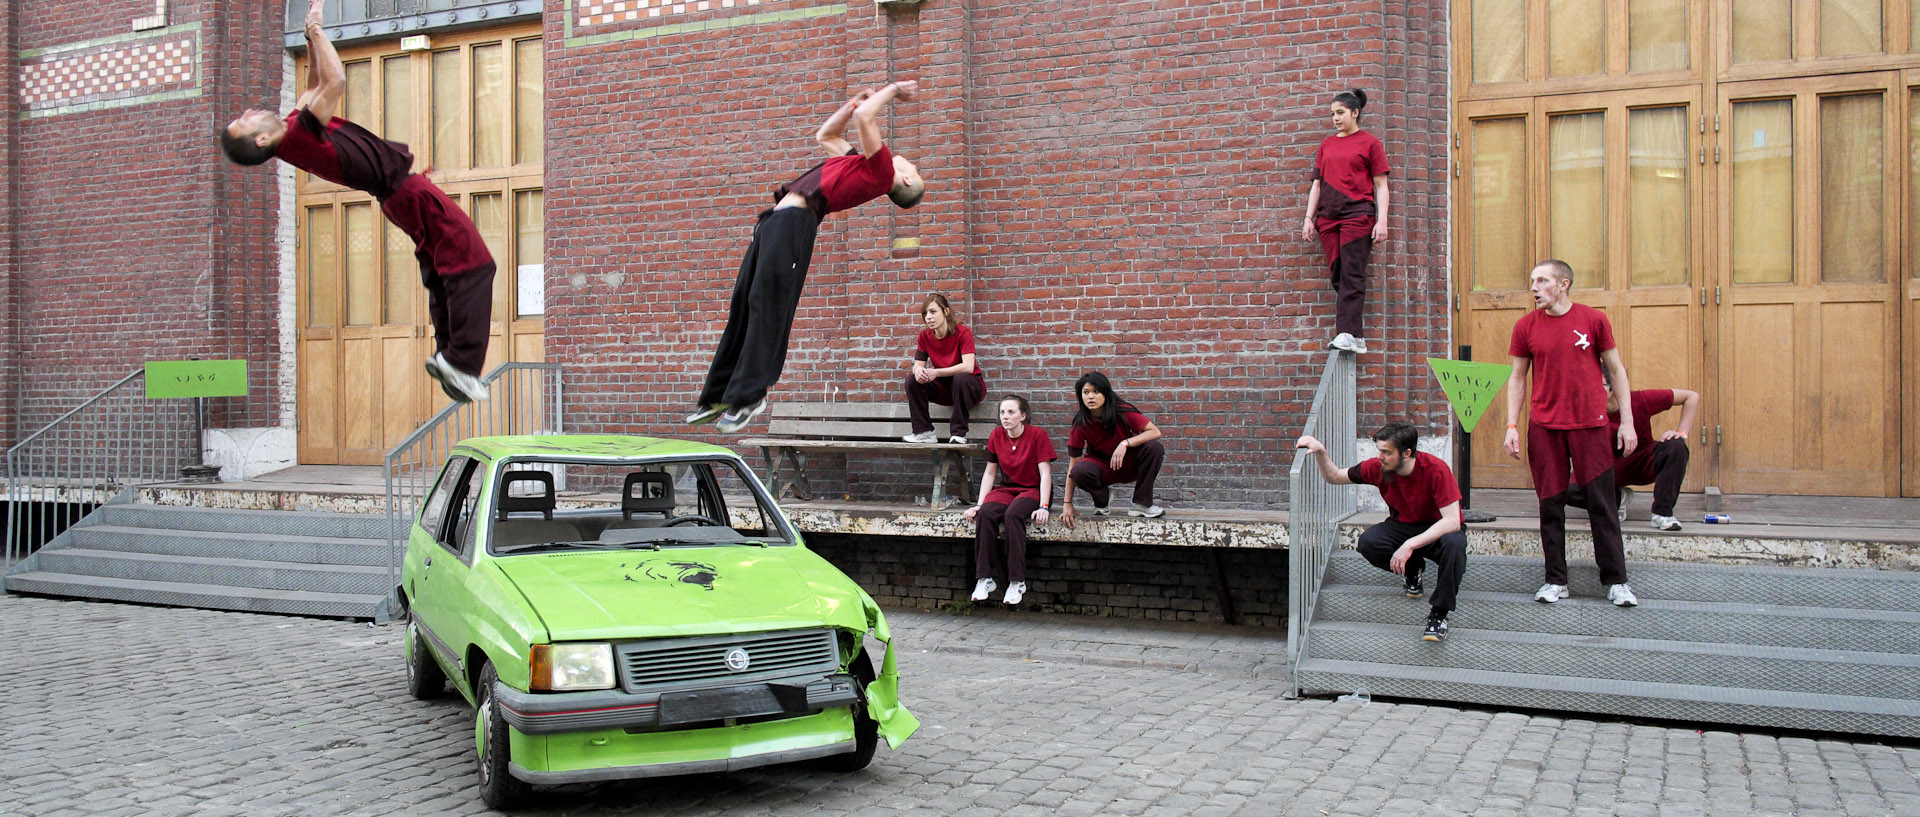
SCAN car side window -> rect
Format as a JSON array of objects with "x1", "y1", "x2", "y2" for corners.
[
  {"x1": 447, "y1": 463, "x2": 489, "y2": 559},
  {"x1": 418, "y1": 456, "x2": 472, "y2": 543}
]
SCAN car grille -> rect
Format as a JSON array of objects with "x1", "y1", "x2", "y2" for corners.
[{"x1": 616, "y1": 628, "x2": 840, "y2": 693}]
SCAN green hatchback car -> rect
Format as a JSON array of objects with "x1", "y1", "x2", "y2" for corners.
[{"x1": 395, "y1": 435, "x2": 918, "y2": 808}]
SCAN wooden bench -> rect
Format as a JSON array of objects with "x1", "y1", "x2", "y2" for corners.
[{"x1": 740, "y1": 402, "x2": 996, "y2": 509}]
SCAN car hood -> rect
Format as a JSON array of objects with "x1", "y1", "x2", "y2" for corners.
[{"x1": 491, "y1": 546, "x2": 872, "y2": 642}]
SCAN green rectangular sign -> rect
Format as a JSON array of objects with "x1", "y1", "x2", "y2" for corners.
[{"x1": 145, "y1": 360, "x2": 249, "y2": 399}]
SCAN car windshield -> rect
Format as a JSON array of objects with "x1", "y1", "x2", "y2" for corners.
[{"x1": 485, "y1": 457, "x2": 793, "y2": 556}]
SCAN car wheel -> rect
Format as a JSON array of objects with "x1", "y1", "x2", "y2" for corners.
[
  {"x1": 475, "y1": 662, "x2": 532, "y2": 809},
  {"x1": 405, "y1": 611, "x2": 448, "y2": 700},
  {"x1": 818, "y1": 651, "x2": 879, "y2": 773}
]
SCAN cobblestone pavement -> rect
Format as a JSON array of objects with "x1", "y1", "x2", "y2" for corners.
[{"x1": 4, "y1": 593, "x2": 1918, "y2": 817}]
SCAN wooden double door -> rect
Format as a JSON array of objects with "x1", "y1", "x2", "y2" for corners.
[{"x1": 1459, "y1": 73, "x2": 1913, "y2": 496}]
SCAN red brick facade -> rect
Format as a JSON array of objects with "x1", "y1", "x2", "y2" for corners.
[{"x1": 2, "y1": 1, "x2": 1451, "y2": 508}]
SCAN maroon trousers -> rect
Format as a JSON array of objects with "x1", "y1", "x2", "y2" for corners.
[
  {"x1": 1527, "y1": 424, "x2": 1628, "y2": 586},
  {"x1": 1315, "y1": 214, "x2": 1374, "y2": 338},
  {"x1": 975, "y1": 493, "x2": 1042, "y2": 583},
  {"x1": 1068, "y1": 440, "x2": 1165, "y2": 508},
  {"x1": 904, "y1": 372, "x2": 986, "y2": 436},
  {"x1": 421, "y1": 261, "x2": 495, "y2": 377}
]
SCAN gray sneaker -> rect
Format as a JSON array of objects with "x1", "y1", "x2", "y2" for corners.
[
  {"x1": 423, "y1": 358, "x2": 463, "y2": 402},
  {"x1": 1607, "y1": 583, "x2": 1640, "y2": 607},
  {"x1": 429, "y1": 354, "x2": 489, "y2": 402},
  {"x1": 1534, "y1": 583, "x2": 1570, "y2": 603},
  {"x1": 1649, "y1": 514, "x2": 1682, "y2": 532},
  {"x1": 901, "y1": 431, "x2": 938, "y2": 443},
  {"x1": 685, "y1": 404, "x2": 728, "y2": 425},
  {"x1": 1617, "y1": 486, "x2": 1633, "y2": 523},
  {"x1": 715, "y1": 399, "x2": 768, "y2": 433},
  {"x1": 1128, "y1": 504, "x2": 1165, "y2": 518},
  {"x1": 947, "y1": 435, "x2": 969, "y2": 445}
]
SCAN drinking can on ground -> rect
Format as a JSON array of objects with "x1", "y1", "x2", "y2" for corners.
[{"x1": 1703, "y1": 513, "x2": 1731, "y2": 524}]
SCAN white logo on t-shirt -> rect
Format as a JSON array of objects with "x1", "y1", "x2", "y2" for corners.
[{"x1": 1573, "y1": 329, "x2": 1591, "y2": 350}]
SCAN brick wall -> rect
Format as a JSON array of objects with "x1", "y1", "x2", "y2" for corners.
[
  {"x1": 545, "y1": 0, "x2": 1453, "y2": 510},
  {"x1": 1, "y1": 1, "x2": 285, "y2": 442},
  {"x1": 808, "y1": 532, "x2": 1288, "y2": 628}
]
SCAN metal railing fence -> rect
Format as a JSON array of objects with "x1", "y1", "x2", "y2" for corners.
[
  {"x1": 383, "y1": 363, "x2": 564, "y2": 586},
  {"x1": 5, "y1": 369, "x2": 200, "y2": 568},
  {"x1": 1286, "y1": 351, "x2": 1357, "y2": 693}
]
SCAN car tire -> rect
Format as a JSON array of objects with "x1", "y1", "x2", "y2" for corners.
[
  {"x1": 475, "y1": 662, "x2": 532, "y2": 809},
  {"x1": 405, "y1": 611, "x2": 448, "y2": 700},
  {"x1": 817, "y1": 651, "x2": 879, "y2": 773}
]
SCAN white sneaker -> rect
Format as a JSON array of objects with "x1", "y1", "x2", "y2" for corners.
[
  {"x1": 1091, "y1": 504, "x2": 1111, "y2": 516},
  {"x1": 948, "y1": 435, "x2": 969, "y2": 445},
  {"x1": 685, "y1": 404, "x2": 728, "y2": 425},
  {"x1": 970, "y1": 578, "x2": 996, "y2": 602},
  {"x1": 1003, "y1": 581, "x2": 1026, "y2": 605},
  {"x1": 1330, "y1": 333, "x2": 1360, "y2": 352},
  {"x1": 715, "y1": 399, "x2": 768, "y2": 433},
  {"x1": 1649, "y1": 514, "x2": 1682, "y2": 532},
  {"x1": 1128, "y1": 504, "x2": 1165, "y2": 518},
  {"x1": 901, "y1": 431, "x2": 938, "y2": 443},
  {"x1": 1607, "y1": 583, "x2": 1640, "y2": 607},
  {"x1": 1617, "y1": 486, "x2": 1632, "y2": 523},
  {"x1": 1534, "y1": 583, "x2": 1570, "y2": 603},
  {"x1": 430, "y1": 354, "x2": 489, "y2": 402}
]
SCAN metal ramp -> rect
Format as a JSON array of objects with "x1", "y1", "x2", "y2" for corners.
[
  {"x1": 1295, "y1": 551, "x2": 1920, "y2": 738},
  {"x1": 3, "y1": 500, "x2": 399, "y2": 618}
]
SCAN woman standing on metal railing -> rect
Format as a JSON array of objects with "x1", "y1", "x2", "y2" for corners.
[{"x1": 1297, "y1": 88, "x2": 1391, "y2": 355}]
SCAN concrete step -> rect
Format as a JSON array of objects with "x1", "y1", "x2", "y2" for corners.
[
  {"x1": 1325, "y1": 551, "x2": 1920, "y2": 612},
  {"x1": 2, "y1": 571, "x2": 379, "y2": 619},
  {"x1": 1294, "y1": 658, "x2": 1920, "y2": 739},
  {"x1": 69, "y1": 525, "x2": 396, "y2": 567},
  {"x1": 1305, "y1": 619, "x2": 1920, "y2": 700},
  {"x1": 1314, "y1": 584, "x2": 1920, "y2": 654},
  {"x1": 95, "y1": 503, "x2": 403, "y2": 541},
  {"x1": 31, "y1": 548, "x2": 388, "y2": 596}
]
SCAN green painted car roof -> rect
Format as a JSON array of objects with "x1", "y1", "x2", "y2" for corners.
[{"x1": 453, "y1": 435, "x2": 741, "y2": 461}]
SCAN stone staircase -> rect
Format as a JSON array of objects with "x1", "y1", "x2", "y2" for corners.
[
  {"x1": 3, "y1": 501, "x2": 399, "y2": 618},
  {"x1": 1295, "y1": 551, "x2": 1920, "y2": 738}
]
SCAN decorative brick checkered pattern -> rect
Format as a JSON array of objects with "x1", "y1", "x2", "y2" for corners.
[
  {"x1": 576, "y1": 0, "x2": 767, "y2": 27},
  {"x1": 18, "y1": 38, "x2": 194, "y2": 110}
]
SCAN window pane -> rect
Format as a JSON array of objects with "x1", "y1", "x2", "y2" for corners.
[
  {"x1": 469, "y1": 193, "x2": 509, "y2": 321},
  {"x1": 515, "y1": 39, "x2": 543, "y2": 165},
  {"x1": 515, "y1": 189, "x2": 544, "y2": 318},
  {"x1": 1473, "y1": 0, "x2": 1526, "y2": 83},
  {"x1": 1549, "y1": 112, "x2": 1607, "y2": 285},
  {"x1": 1471, "y1": 117, "x2": 1530, "y2": 291},
  {"x1": 344, "y1": 203, "x2": 378, "y2": 326},
  {"x1": 1733, "y1": 0, "x2": 1792, "y2": 63},
  {"x1": 1549, "y1": 0, "x2": 1605, "y2": 77},
  {"x1": 1731, "y1": 100, "x2": 1794, "y2": 284},
  {"x1": 382, "y1": 55, "x2": 412, "y2": 157},
  {"x1": 473, "y1": 43, "x2": 507, "y2": 169},
  {"x1": 1629, "y1": 0, "x2": 1688, "y2": 72},
  {"x1": 432, "y1": 49, "x2": 465, "y2": 170},
  {"x1": 344, "y1": 60, "x2": 372, "y2": 125},
  {"x1": 1821, "y1": 93, "x2": 1883, "y2": 283},
  {"x1": 384, "y1": 221, "x2": 413, "y2": 325},
  {"x1": 1820, "y1": 0, "x2": 1882, "y2": 57},
  {"x1": 1628, "y1": 107, "x2": 1689, "y2": 287},
  {"x1": 307, "y1": 206, "x2": 336, "y2": 328}
]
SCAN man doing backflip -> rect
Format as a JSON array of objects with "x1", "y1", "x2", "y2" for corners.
[
  {"x1": 1298, "y1": 422, "x2": 1468, "y2": 642},
  {"x1": 222, "y1": 0, "x2": 493, "y2": 403},
  {"x1": 688, "y1": 83, "x2": 926, "y2": 433},
  {"x1": 1503, "y1": 259, "x2": 1640, "y2": 607}
]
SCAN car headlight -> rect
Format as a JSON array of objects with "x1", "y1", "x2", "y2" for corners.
[{"x1": 530, "y1": 643, "x2": 615, "y2": 691}]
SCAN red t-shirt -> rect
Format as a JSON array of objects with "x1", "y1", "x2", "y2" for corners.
[
  {"x1": 985, "y1": 425, "x2": 1056, "y2": 491},
  {"x1": 777, "y1": 146, "x2": 896, "y2": 219},
  {"x1": 1609, "y1": 389, "x2": 1676, "y2": 470},
  {"x1": 1068, "y1": 407, "x2": 1150, "y2": 459},
  {"x1": 1507, "y1": 303, "x2": 1617, "y2": 429},
  {"x1": 1312, "y1": 130, "x2": 1389, "y2": 216},
  {"x1": 274, "y1": 109, "x2": 414, "y2": 199},
  {"x1": 1347, "y1": 452, "x2": 1462, "y2": 525},
  {"x1": 915, "y1": 324, "x2": 984, "y2": 376}
]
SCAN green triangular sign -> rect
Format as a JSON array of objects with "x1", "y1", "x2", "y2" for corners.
[{"x1": 1427, "y1": 358, "x2": 1512, "y2": 434}]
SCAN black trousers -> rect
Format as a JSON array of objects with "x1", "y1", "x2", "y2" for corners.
[
  {"x1": 422, "y1": 260, "x2": 496, "y2": 377},
  {"x1": 975, "y1": 496, "x2": 1041, "y2": 583},
  {"x1": 697, "y1": 207, "x2": 820, "y2": 408},
  {"x1": 905, "y1": 372, "x2": 986, "y2": 436},
  {"x1": 1569, "y1": 439, "x2": 1691, "y2": 517},
  {"x1": 1356, "y1": 520, "x2": 1468, "y2": 618}
]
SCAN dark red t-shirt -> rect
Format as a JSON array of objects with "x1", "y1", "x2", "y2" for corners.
[
  {"x1": 1312, "y1": 130, "x2": 1389, "y2": 217},
  {"x1": 1508, "y1": 303, "x2": 1617, "y2": 429},
  {"x1": 274, "y1": 109, "x2": 414, "y2": 199},
  {"x1": 915, "y1": 324, "x2": 984, "y2": 376},
  {"x1": 1347, "y1": 451, "x2": 1462, "y2": 525},
  {"x1": 777, "y1": 146, "x2": 896, "y2": 219},
  {"x1": 985, "y1": 425, "x2": 1056, "y2": 491},
  {"x1": 1609, "y1": 389, "x2": 1676, "y2": 470},
  {"x1": 1068, "y1": 407, "x2": 1150, "y2": 459}
]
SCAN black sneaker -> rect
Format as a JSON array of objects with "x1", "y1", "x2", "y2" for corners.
[
  {"x1": 1422, "y1": 617, "x2": 1449, "y2": 642},
  {"x1": 1403, "y1": 574, "x2": 1424, "y2": 598}
]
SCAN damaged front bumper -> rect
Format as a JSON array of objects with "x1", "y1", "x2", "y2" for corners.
[{"x1": 493, "y1": 672, "x2": 861, "y2": 735}]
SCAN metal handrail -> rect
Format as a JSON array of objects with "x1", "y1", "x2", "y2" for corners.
[
  {"x1": 382, "y1": 362, "x2": 565, "y2": 594},
  {"x1": 5, "y1": 368, "x2": 200, "y2": 568},
  {"x1": 1286, "y1": 351, "x2": 1357, "y2": 694}
]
